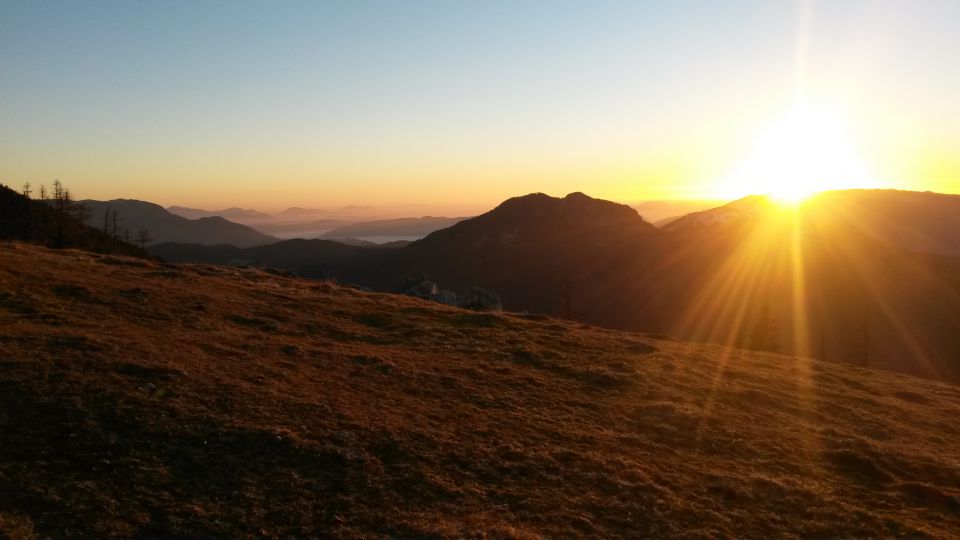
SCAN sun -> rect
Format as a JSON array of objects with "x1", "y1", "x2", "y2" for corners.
[{"x1": 716, "y1": 101, "x2": 873, "y2": 203}]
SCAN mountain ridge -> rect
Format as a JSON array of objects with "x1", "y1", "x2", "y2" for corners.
[
  {"x1": 166, "y1": 206, "x2": 273, "y2": 222},
  {"x1": 147, "y1": 189, "x2": 960, "y2": 383},
  {"x1": 81, "y1": 199, "x2": 277, "y2": 248}
]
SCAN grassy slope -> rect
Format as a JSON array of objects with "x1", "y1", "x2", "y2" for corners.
[{"x1": 1, "y1": 243, "x2": 959, "y2": 539}]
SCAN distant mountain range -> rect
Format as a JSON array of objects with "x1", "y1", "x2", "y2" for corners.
[
  {"x1": 662, "y1": 195, "x2": 774, "y2": 231},
  {"x1": 166, "y1": 206, "x2": 273, "y2": 222},
  {"x1": 165, "y1": 205, "x2": 467, "y2": 241},
  {"x1": 147, "y1": 189, "x2": 960, "y2": 383},
  {"x1": 632, "y1": 199, "x2": 726, "y2": 224},
  {"x1": 664, "y1": 190, "x2": 960, "y2": 256},
  {"x1": 81, "y1": 199, "x2": 277, "y2": 248}
]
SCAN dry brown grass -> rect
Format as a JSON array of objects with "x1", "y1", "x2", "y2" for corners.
[{"x1": 1, "y1": 242, "x2": 959, "y2": 538}]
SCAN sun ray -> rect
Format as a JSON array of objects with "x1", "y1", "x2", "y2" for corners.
[{"x1": 715, "y1": 101, "x2": 874, "y2": 203}]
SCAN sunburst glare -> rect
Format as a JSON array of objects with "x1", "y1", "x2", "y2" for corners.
[{"x1": 717, "y1": 101, "x2": 874, "y2": 203}]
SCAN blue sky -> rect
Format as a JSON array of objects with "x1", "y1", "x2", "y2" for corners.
[{"x1": 2, "y1": 0, "x2": 958, "y2": 210}]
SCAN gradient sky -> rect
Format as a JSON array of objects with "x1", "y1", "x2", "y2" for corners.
[{"x1": 2, "y1": 0, "x2": 958, "y2": 212}]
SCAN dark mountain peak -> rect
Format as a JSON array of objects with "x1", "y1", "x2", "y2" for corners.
[
  {"x1": 196, "y1": 216, "x2": 231, "y2": 224},
  {"x1": 0, "y1": 184, "x2": 147, "y2": 256},
  {"x1": 664, "y1": 194, "x2": 773, "y2": 232},
  {"x1": 86, "y1": 198, "x2": 167, "y2": 213},
  {"x1": 80, "y1": 199, "x2": 276, "y2": 248},
  {"x1": 167, "y1": 206, "x2": 272, "y2": 221},
  {"x1": 492, "y1": 191, "x2": 646, "y2": 223},
  {"x1": 494, "y1": 192, "x2": 552, "y2": 209},
  {"x1": 404, "y1": 191, "x2": 656, "y2": 259},
  {"x1": 723, "y1": 194, "x2": 774, "y2": 211}
]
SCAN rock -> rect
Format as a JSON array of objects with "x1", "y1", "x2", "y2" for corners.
[
  {"x1": 399, "y1": 274, "x2": 438, "y2": 299},
  {"x1": 457, "y1": 287, "x2": 502, "y2": 312},
  {"x1": 400, "y1": 275, "x2": 501, "y2": 312},
  {"x1": 430, "y1": 290, "x2": 458, "y2": 305}
]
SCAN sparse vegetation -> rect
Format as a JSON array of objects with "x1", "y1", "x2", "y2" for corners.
[
  {"x1": 1, "y1": 243, "x2": 959, "y2": 538},
  {"x1": 0, "y1": 183, "x2": 147, "y2": 257}
]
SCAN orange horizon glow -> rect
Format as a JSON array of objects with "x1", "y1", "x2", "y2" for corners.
[
  {"x1": 712, "y1": 100, "x2": 881, "y2": 204},
  {"x1": 5, "y1": 90, "x2": 957, "y2": 214},
  {"x1": 2, "y1": 3, "x2": 959, "y2": 213}
]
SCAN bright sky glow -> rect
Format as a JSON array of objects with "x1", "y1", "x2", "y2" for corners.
[
  {"x1": 716, "y1": 101, "x2": 875, "y2": 202},
  {"x1": 1, "y1": 0, "x2": 958, "y2": 212}
]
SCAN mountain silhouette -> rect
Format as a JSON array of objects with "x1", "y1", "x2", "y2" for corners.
[
  {"x1": 166, "y1": 206, "x2": 273, "y2": 222},
  {"x1": 0, "y1": 184, "x2": 146, "y2": 256},
  {"x1": 81, "y1": 199, "x2": 276, "y2": 248},
  {"x1": 662, "y1": 195, "x2": 775, "y2": 232},
  {"x1": 806, "y1": 189, "x2": 960, "y2": 256},
  {"x1": 146, "y1": 189, "x2": 960, "y2": 382}
]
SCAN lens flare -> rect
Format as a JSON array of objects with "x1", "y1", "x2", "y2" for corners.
[{"x1": 717, "y1": 101, "x2": 874, "y2": 203}]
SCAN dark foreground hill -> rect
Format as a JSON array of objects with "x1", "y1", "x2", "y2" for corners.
[
  {"x1": 149, "y1": 238, "x2": 396, "y2": 274},
  {"x1": 2, "y1": 243, "x2": 959, "y2": 538}
]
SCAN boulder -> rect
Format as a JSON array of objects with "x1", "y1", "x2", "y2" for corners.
[
  {"x1": 399, "y1": 274, "x2": 438, "y2": 299},
  {"x1": 430, "y1": 290, "x2": 458, "y2": 305}
]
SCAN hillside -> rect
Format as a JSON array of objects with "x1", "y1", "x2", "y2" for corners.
[
  {"x1": 662, "y1": 195, "x2": 775, "y2": 232},
  {"x1": 149, "y1": 190, "x2": 960, "y2": 383},
  {"x1": 0, "y1": 184, "x2": 146, "y2": 257},
  {"x1": 149, "y1": 238, "x2": 395, "y2": 273},
  {"x1": 368, "y1": 191, "x2": 661, "y2": 307},
  {"x1": 632, "y1": 199, "x2": 726, "y2": 224},
  {"x1": 664, "y1": 190, "x2": 960, "y2": 256},
  {"x1": 811, "y1": 190, "x2": 960, "y2": 256},
  {"x1": 2, "y1": 242, "x2": 959, "y2": 538},
  {"x1": 81, "y1": 199, "x2": 277, "y2": 248}
]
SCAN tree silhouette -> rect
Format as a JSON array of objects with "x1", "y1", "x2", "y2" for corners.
[
  {"x1": 102, "y1": 207, "x2": 112, "y2": 235},
  {"x1": 1, "y1": 182, "x2": 146, "y2": 257},
  {"x1": 52, "y1": 180, "x2": 68, "y2": 247},
  {"x1": 137, "y1": 228, "x2": 151, "y2": 249},
  {"x1": 112, "y1": 211, "x2": 120, "y2": 240}
]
